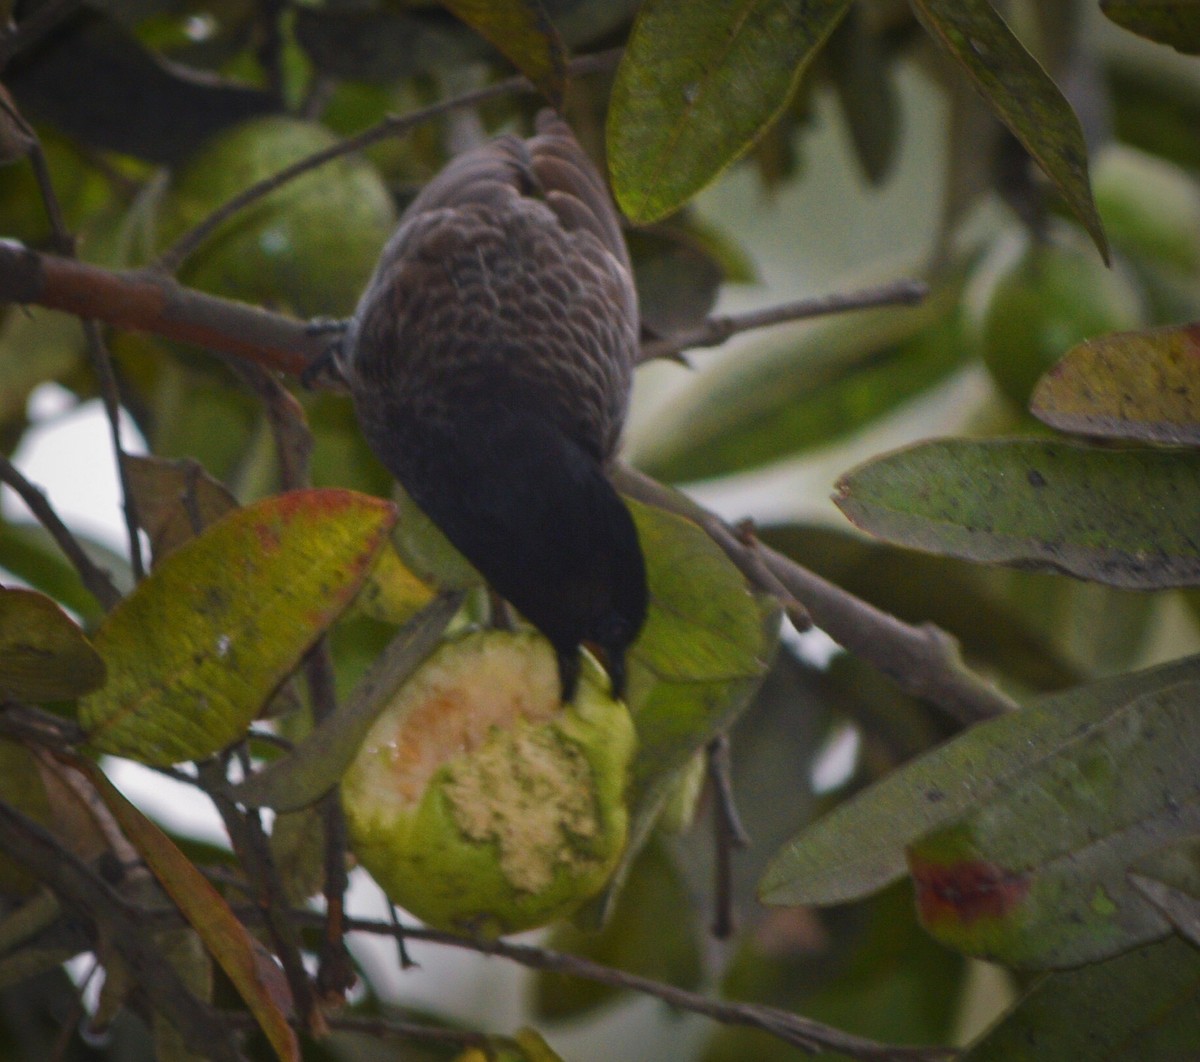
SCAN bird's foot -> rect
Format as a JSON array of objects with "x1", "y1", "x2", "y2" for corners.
[{"x1": 301, "y1": 317, "x2": 350, "y2": 390}]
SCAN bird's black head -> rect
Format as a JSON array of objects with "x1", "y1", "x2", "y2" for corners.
[{"x1": 382, "y1": 400, "x2": 648, "y2": 703}]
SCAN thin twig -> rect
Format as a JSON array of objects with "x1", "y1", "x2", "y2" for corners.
[
  {"x1": 707, "y1": 734, "x2": 749, "y2": 940},
  {"x1": 12, "y1": 100, "x2": 146, "y2": 580},
  {"x1": 334, "y1": 916, "x2": 954, "y2": 1061},
  {"x1": 613, "y1": 465, "x2": 1017, "y2": 726},
  {"x1": 153, "y1": 48, "x2": 624, "y2": 276},
  {"x1": 223, "y1": 1008, "x2": 489, "y2": 1051},
  {"x1": 80, "y1": 319, "x2": 146, "y2": 580},
  {"x1": 201, "y1": 755, "x2": 323, "y2": 1036},
  {"x1": 0, "y1": 799, "x2": 245, "y2": 1062},
  {"x1": 0, "y1": 455, "x2": 122, "y2": 611},
  {"x1": 638, "y1": 280, "x2": 930, "y2": 363},
  {"x1": 0, "y1": 703, "x2": 87, "y2": 749}
]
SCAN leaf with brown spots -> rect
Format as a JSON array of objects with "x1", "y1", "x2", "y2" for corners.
[
  {"x1": 1032, "y1": 323, "x2": 1200, "y2": 444},
  {"x1": 910, "y1": 680, "x2": 1200, "y2": 968},
  {"x1": 834, "y1": 438, "x2": 1200, "y2": 589}
]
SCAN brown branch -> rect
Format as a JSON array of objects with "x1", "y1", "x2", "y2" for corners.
[
  {"x1": 153, "y1": 48, "x2": 624, "y2": 276},
  {"x1": 223, "y1": 1008, "x2": 489, "y2": 1051},
  {"x1": 201, "y1": 755, "x2": 323, "y2": 1037},
  {"x1": 335, "y1": 916, "x2": 954, "y2": 1062},
  {"x1": 0, "y1": 799, "x2": 246, "y2": 1062},
  {"x1": 613, "y1": 465, "x2": 1017, "y2": 726},
  {"x1": 0, "y1": 240, "x2": 323, "y2": 376},
  {"x1": 0, "y1": 454, "x2": 122, "y2": 611},
  {"x1": 707, "y1": 734, "x2": 749, "y2": 940},
  {"x1": 638, "y1": 280, "x2": 929, "y2": 363},
  {"x1": 3, "y1": 97, "x2": 147, "y2": 579}
]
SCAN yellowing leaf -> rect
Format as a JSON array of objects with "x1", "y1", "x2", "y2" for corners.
[
  {"x1": 80, "y1": 490, "x2": 396, "y2": 765},
  {"x1": 1032, "y1": 323, "x2": 1200, "y2": 443}
]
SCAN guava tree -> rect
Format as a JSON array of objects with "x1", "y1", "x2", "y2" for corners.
[{"x1": 2, "y1": 1, "x2": 1200, "y2": 1060}]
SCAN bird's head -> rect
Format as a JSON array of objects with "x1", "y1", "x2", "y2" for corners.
[{"x1": 395, "y1": 402, "x2": 647, "y2": 704}]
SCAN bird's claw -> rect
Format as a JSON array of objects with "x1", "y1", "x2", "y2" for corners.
[{"x1": 300, "y1": 318, "x2": 350, "y2": 390}]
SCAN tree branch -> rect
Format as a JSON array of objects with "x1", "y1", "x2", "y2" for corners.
[
  {"x1": 0, "y1": 799, "x2": 246, "y2": 1062},
  {"x1": 336, "y1": 916, "x2": 954, "y2": 1062},
  {"x1": 638, "y1": 280, "x2": 929, "y2": 363},
  {"x1": 613, "y1": 465, "x2": 1017, "y2": 725},
  {"x1": 0, "y1": 240, "x2": 323, "y2": 376},
  {"x1": 153, "y1": 48, "x2": 624, "y2": 276}
]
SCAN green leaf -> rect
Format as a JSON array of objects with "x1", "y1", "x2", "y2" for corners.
[
  {"x1": 625, "y1": 499, "x2": 780, "y2": 805},
  {"x1": 634, "y1": 286, "x2": 966, "y2": 482},
  {"x1": 758, "y1": 653, "x2": 1200, "y2": 906},
  {"x1": 608, "y1": 0, "x2": 851, "y2": 222},
  {"x1": 0, "y1": 740, "x2": 51, "y2": 896},
  {"x1": 1031, "y1": 324, "x2": 1200, "y2": 444},
  {"x1": 1102, "y1": 0, "x2": 1200, "y2": 55},
  {"x1": 0, "y1": 587, "x2": 105, "y2": 701},
  {"x1": 909, "y1": 680, "x2": 1200, "y2": 968},
  {"x1": 909, "y1": 0, "x2": 1108, "y2": 261},
  {"x1": 437, "y1": 0, "x2": 567, "y2": 106},
  {"x1": 834, "y1": 438, "x2": 1200, "y2": 589},
  {"x1": 963, "y1": 936, "x2": 1200, "y2": 1061},
  {"x1": 0, "y1": 522, "x2": 109, "y2": 625},
  {"x1": 231, "y1": 593, "x2": 461, "y2": 811},
  {"x1": 81, "y1": 760, "x2": 299, "y2": 1062},
  {"x1": 80, "y1": 490, "x2": 396, "y2": 766},
  {"x1": 582, "y1": 498, "x2": 780, "y2": 922}
]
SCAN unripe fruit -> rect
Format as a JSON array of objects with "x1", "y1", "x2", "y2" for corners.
[
  {"x1": 157, "y1": 117, "x2": 395, "y2": 317},
  {"x1": 343, "y1": 630, "x2": 635, "y2": 936},
  {"x1": 968, "y1": 229, "x2": 1143, "y2": 410}
]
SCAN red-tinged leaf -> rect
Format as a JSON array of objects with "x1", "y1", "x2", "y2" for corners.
[
  {"x1": 759, "y1": 654, "x2": 1200, "y2": 907},
  {"x1": 909, "y1": 0, "x2": 1108, "y2": 261},
  {"x1": 1032, "y1": 323, "x2": 1200, "y2": 444},
  {"x1": 79, "y1": 760, "x2": 299, "y2": 1062},
  {"x1": 80, "y1": 490, "x2": 396, "y2": 766},
  {"x1": 1102, "y1": 1, "x2": 1200, "y2": 55},
  {"x1": 608, "y1": 0, "x2": 852, "y2": 222},
  {"x1": 438, "y1": 0, "x2": 567, "y2": 106},
  {"x1": 909, "y1": 680, "x2": 1200, "y2": 968},
  {"x1": 0, "y1": 587, "x2": 105, "y2": 701}
]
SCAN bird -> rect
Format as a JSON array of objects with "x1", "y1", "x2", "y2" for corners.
[{"x1": 335, "y1": 111, "x2": 647, "y2": 702}]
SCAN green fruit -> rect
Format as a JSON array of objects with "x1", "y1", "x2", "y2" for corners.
[
  {"x1": 1093, "y1": 144, "x2": 1200, "y2": 275},
  {"x1": 343, "y1": 630, "x2": 635, "y2": 936},
  {"x1": 968, "y1": 230, "x2": 1144, "y2": 410},
  {"x1": 158, "y1": 117, "x2": 395, "y2": 317}
]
